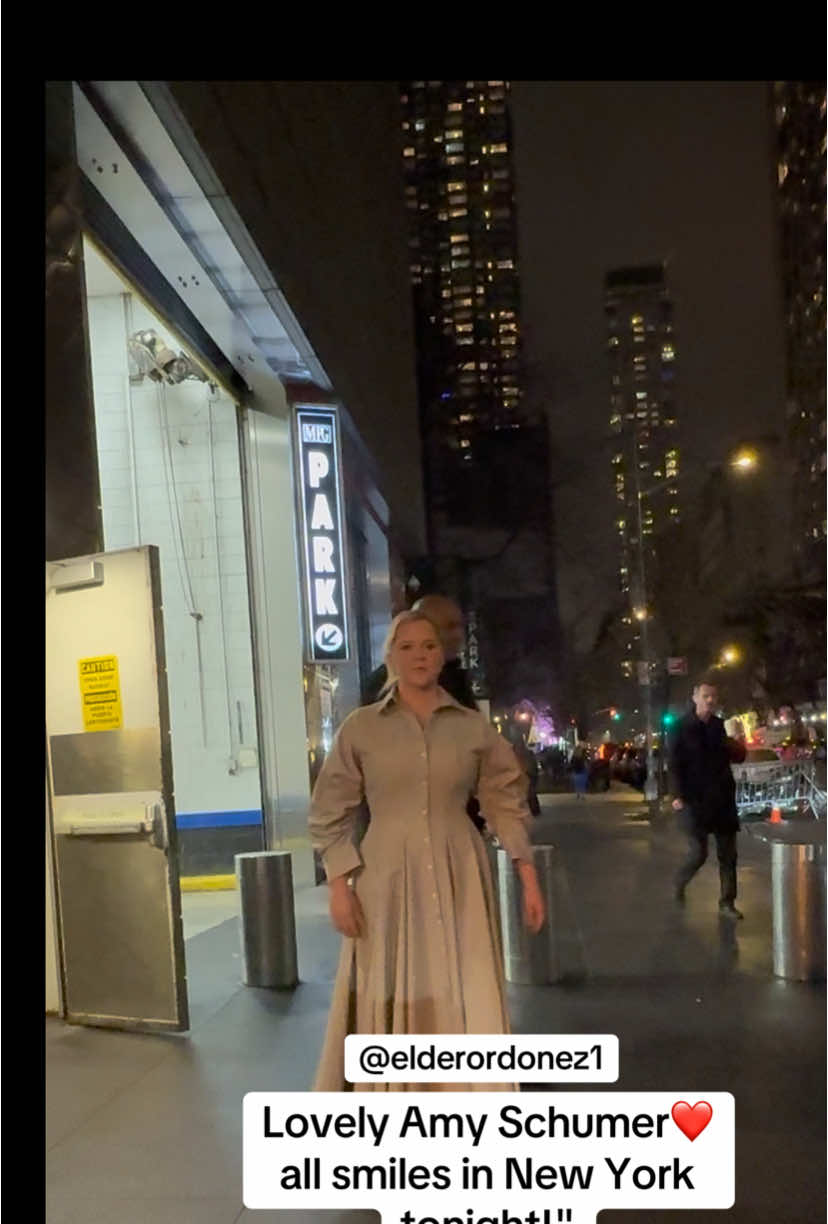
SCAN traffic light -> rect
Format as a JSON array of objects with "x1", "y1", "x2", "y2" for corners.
[
  {"x1": 610, "y1": 708, "x2": 621, "y2": 721},
  {"x1": 662, "y1": 711, "x2": 675, "y2": 728}
]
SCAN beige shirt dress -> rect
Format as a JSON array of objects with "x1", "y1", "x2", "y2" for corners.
[{"x1": 309, "y1": 687, "x2": 534, "y2": 1092}]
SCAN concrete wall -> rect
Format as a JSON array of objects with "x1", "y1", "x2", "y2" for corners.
[{"x1": 167, "y1": 80, "x2": 425, "y2": 559}]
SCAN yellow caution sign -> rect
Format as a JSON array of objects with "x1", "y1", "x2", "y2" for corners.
[{"x1": 78, "y1": 655, "x2": 123, "y2": 732}]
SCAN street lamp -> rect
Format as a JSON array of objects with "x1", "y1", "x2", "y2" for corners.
[{"x1": 730, "y1": 448, "x2": 759, "y2": 472}]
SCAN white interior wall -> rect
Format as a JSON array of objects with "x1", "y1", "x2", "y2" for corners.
[{"x1": 86, "y1": 284, "x2": 262, "y2": 818}]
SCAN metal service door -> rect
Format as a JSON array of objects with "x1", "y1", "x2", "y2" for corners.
[{"x1": 46, "y1": 546, "x2": 188, "y2": 1032}]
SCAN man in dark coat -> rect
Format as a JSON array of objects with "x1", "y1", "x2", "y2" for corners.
[
  {"x1": 361, "y1": 594, "x2": 486, "y2": 831},
  {"x1": 669, "y1": 678, "x2": 747, "y2": 918}
]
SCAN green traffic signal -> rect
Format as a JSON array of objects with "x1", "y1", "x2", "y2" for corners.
[{"x1": 662, "y1": 712, "x2": 675, "y2": 727}]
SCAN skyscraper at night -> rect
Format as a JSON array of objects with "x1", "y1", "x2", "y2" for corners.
[
  {"x1": 604, "y1": 264, "x2": 680, "y2": 681},
  {"x1": 400, "y1": 80, "x2": 558, "y2": 709},
  {"x1": 773, "y1": 81, "x2": 827, "y2": 586}
]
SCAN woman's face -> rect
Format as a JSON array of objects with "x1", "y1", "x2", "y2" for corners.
[{"x1": 390, "y1": 619, "x2": 444, "y2": 690}]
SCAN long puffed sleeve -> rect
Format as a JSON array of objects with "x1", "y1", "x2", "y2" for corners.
[
  {"x1": 308, "y1": 713, "x2": 366, "y2": 881},
  {"x1": 477, "y1": 724, "x2": 534, "y2": 862}
]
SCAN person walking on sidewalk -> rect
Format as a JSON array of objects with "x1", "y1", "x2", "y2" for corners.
[
  {"x1": 569, "y1": 743, "x2": 589, "y2": 800},
  {"x1": 309, "y1": 609, "x2": 545, "y2": 1092},
  {"x1": 669, "y1": 678, "x2": 747, "y2": 919},
  {"x1": 361, "y1": 593, "x2": 486, "y2": 833}
]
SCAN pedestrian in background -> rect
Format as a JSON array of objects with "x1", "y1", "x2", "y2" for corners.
[
  {"x1": 669, "y1": 678, "x2": 747, "y2": 919},
  {"x1": 569, "y1": 743, "x2": 589, "y2": 800}
]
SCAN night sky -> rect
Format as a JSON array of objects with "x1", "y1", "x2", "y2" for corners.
[{"x1": 511, "y1": 82, "x2": 787, "y2": 651}]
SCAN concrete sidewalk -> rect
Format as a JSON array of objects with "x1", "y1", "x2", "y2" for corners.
[{"x1": 46, "y1": 791, "x2": 825, "y2": 1223}]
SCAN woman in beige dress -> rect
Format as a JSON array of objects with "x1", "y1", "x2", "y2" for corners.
[{"x1": 309, "y1": 609, "x2": 545, "y2": 1092}]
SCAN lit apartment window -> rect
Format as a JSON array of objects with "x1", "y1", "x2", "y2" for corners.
[
  {"x1": 446, "y1": 142, "x2": 465, "y2": 154},
  {"x1": 447, "y1": 101, "x2": 463, "y2": 112},
  {"x1": 489, "y1": 142, "x2": 508, "y2": 154},
  {"x1": 661, "y1": 344, "x2": 675, "y2": 361},
  {"x1": 446, "y1": 155, "x2": 465, "y2": 166},
  {"x1": 445, "y1": 129, "x2": 464, "y2": 139},
  {"x1": 496, "y1": 259, "x2": 514, "y2": 270},
  {"x1": 403, "y1": 147, "x2": 415, "y2": 158},
  {"x1": 450, "y1": 233, "x2": 470, "y2": 244},
  {"x1": 460, "y1": 438, "x2": 471, "y2": 448}
]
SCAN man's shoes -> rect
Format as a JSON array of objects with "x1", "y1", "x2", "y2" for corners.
[{"x1": 718, "y1": 902, "x2": 743, "y2": 920}]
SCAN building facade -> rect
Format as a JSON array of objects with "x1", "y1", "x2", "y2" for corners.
[
  {"x1": 773, "y1": 81, "x2": 827, "y2": 586},
  {"x1": 604, "y1": 264, "x2": 681, "y2": 683},
  {"x1": 46, "y1": 81, "x2": 423, "y2": 1016},
  {"x1": 400, "y1": 79, "x2": 558, "y2": 709}
]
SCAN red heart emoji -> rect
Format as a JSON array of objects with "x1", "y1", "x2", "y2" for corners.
[{"x1": 672, "y1": 1101, "x2": 713, "y2": 1141}]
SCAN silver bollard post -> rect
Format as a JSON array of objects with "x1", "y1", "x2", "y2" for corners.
[
  {"x1": 491, "y1": 843, "x2": 562, "y2": 984},
  {"x1": 747, "y1": 821, "x2": 826, "y2": 982},
  {"x1": 235, "y1": 850, "x2": 298, "y2": 989}
]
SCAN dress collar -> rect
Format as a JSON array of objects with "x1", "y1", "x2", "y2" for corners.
[{"x1": 377, "y1": 683, "x2": 470, "y2": 715}]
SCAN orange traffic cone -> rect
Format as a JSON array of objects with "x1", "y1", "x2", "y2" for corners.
[{"x1": 769, "y1": 805, "x2": 783, "y2": 824}]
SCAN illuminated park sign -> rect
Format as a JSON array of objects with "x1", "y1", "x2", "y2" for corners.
[{"x1": 297, "y1": 408, "x2": 349, "y2": 662}]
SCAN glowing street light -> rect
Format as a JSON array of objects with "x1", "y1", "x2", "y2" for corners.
[
  {"x1": 731, "y1": 447, "x2": 758, "y2": 472},
  {"x1": 720, "y1": 646, "x2": 741, "y2": 666},
  {"x1": 633, "y1": 606, "x2": 648, "y2": 622}
]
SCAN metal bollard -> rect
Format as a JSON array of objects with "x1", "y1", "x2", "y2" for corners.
[
  {"x1": 490, "y1": 843, "x2": 562, "y2": 984},
  {"x1": 235, "y1": 850, "x2": 298, "y2": 989},
  {"x1": 748, "y1": 821, "x2": 826, "y2": 982}
]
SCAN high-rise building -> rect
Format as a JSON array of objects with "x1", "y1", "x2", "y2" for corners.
[
  {"x1": 773, "y1": 81, "x2": 827, "y2": 585},
  {"x1": 604, "y1": 264, "x2": 681, "y2": 681},
  {"x1": 400, "y1": 80, "x2": 558, "y2": 708}
]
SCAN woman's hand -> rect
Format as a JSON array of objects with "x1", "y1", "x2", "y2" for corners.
[
  {"x1": 328, "y1": 877, "x2": 365, "y2": 938},
  {"x1": 517, "y1": 861, "x2": 545, "y2": 934}
]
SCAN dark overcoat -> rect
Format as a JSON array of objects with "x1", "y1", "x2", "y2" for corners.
[{"x1": 669, "y1": 709, "x2": 746, "y2": 835}]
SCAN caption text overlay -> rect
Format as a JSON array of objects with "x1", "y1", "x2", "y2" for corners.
[{"x1": 244, "y1": 1091, "x2": 735, "y2": 1222}]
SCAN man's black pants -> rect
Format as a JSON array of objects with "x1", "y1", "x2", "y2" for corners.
[{"x1": 675, "y1": 828, "x2": 738, "y2": 903}]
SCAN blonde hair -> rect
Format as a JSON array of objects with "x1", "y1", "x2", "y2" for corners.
[{"x1": 380, "y1": 609, "x2": 442, "y2": 693}]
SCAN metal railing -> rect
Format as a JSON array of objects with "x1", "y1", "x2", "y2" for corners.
[{"x1": 735, "y1": 760, "x2": 827, "y2": 821}]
